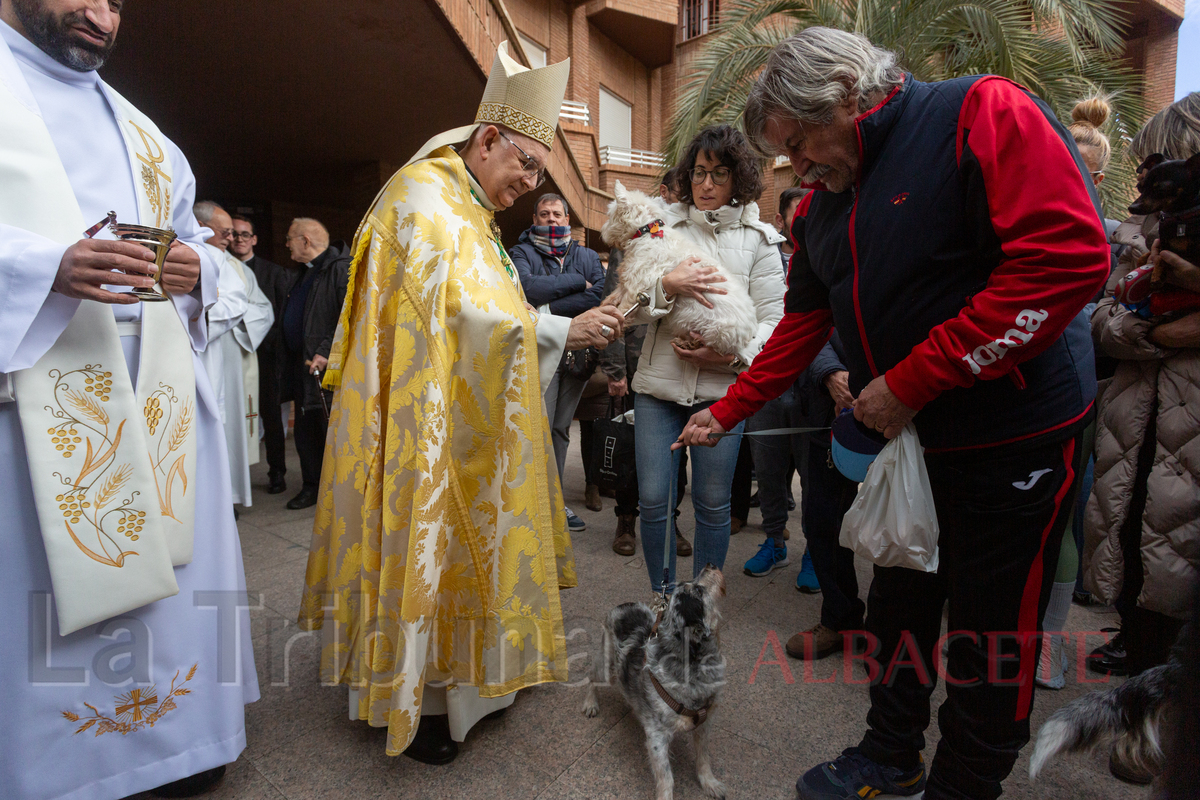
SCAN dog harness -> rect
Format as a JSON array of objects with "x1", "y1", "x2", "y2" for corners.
[
  {"x1": 630, "y1": 219, "x2": 665, "y2": 241},
  {"x1": 646, "y1": 608, "x2": 714, "y2": 726}
]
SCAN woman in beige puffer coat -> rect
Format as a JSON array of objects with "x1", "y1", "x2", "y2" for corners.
[{"x1": 1083, "y1": 92, "x2": 1200, "y2": 674}]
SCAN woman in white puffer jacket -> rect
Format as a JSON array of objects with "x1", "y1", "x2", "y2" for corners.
[{"x1": 629, "y1": 125, "x2": 785, "y2": 597}]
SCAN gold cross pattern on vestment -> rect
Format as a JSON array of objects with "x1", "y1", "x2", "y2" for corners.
[{"x1": 115, "y1": 688, "x2": 158, "y2": 722}]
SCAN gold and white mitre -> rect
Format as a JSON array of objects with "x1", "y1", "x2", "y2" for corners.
[{"x1": 404, "y1": 40, "x2": 570, "y2": 166}]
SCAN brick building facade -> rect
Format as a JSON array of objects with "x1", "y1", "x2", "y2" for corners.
[
  {"x1": 479, "y1": 0, "x2": 1188, "y2": 245},
  {"x1": 100, "y1": 0, "x2": 1185, "y2": 258}
]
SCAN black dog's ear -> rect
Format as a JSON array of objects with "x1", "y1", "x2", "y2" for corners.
[
  {"x1": 1140, "y1": 153, "x2": 1166, "y2": 174},
  {"x1": 1188, "y1": 153, "x2": 1200, "y2": 178}
]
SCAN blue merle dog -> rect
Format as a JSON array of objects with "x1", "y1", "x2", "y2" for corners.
[{"x1": 583, "y1": 565, "x2": 727, "y2": 800}]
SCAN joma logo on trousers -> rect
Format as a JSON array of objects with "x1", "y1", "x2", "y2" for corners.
[
  {"x1": 960, "y1": 309, "x2": 1049, "y2": 375},
  {"x1": 1013, "y1": 469, "x2": 1053, "y2": 491}
]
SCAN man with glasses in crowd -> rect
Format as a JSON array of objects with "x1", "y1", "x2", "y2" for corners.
[
  {"x1": 510, "y1": 192, "x2": 604, "y2": 532},
  {"x1": 195, "y1": 201, "x2": 273, "y2": 515},
  {"x1": 230, "y1": 215, "x2": 298, "y2": 495}
]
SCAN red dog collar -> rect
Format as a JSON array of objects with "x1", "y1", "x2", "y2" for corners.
[{"x1": 630, "y1": 219, "x2": 665, "y2": 241}]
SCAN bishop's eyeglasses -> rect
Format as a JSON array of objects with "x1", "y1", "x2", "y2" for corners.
[{"x1": 499, "y1": 131, "x2": 547, "y2": 189}]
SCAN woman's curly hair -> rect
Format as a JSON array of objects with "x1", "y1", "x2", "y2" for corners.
[{"x1": 676, "y1": 124, "x2": 763, "y2": 207}]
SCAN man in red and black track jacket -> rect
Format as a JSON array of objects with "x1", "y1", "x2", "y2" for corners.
[{"x1": 679, "y1": 50, "x2": 1110, "y2": 800}]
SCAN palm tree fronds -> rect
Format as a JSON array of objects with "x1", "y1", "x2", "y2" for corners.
[{"x1": 666, "y1": 0, "x2": 1148, "y2": 216}]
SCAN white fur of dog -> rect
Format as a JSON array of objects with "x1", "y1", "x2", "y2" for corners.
[{"x1": 601, "y1": 182, "x2": 758, "y2": 356}]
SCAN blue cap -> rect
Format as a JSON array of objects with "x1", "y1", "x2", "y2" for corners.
[{"x1": 831, "y1": 409, "x2": 888, "y2": 482}]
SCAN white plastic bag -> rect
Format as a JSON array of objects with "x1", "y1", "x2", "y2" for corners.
[{"x1": 838, "y1": 423, "x2": 940, "y2": 572}]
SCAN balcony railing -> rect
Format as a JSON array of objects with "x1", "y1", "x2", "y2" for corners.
[
  {"x1": 561, "y1": 101, "x2": 591, "y2": 125},
  {"x1": 599, "y1": 146, "x2": 666, "y2": 168},
  {"x1": 680, "y1": 0, "x2": 719, "y2": 41}
]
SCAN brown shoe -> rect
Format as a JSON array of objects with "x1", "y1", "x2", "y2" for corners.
[
  {"x1": 782, "y1": 527, "x2": 791, "y2": 541},
  {"x1": 612, "y1": 515, "x2": 636, "y2": 555},
  {"x1": 785, "y1": 624, "x2": 845, "y2": 660},
  {"x1": 1109, "y1": 748, "x2": 1156, "y2": 785},
  {"x1": 676, "y1": 532, "x2": 693, "y2": 557},
  {"x1": 730, "y1": 517, "x2": 746, "y2": 535},
  {"x1": 585, "y1": 484, "x2": 602, "y2": 512}
]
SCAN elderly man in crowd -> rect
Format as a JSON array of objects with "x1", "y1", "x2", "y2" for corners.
[
  {"x1": 279, "y1": 216, "x2": 349, "y2": 510},
  {"x1": 195, "y1": 202, "x2": 273, "y2": 513},
  {"x1": 678, "y1": 28, "x2": 1109, "y2": 800},
  {"x1": 510, "y1": 192, "x2": 604, "y2": 531},
  {"x1": 298, "y1": 42, "x2": 622, "y2": 766},
  {"x1": 230, "y1": 214, "x2": 297, "y2": 494}
]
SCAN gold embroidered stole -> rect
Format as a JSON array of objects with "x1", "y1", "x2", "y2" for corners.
[{"x1": 0, "y1": 52, "x2": 198, "y2": 635}]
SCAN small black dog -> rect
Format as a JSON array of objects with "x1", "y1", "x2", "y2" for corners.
[
  {"x1": 583, "y1": 566, "x2": 727, "y2": 800},
  {"x1": 1128, "y1": 152, "x2": 1200, "y2": 264}
]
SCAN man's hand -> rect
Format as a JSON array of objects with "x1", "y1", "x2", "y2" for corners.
[
  {"x1": 52, "y1": 238, "x2": 157, "y2": 304},
  {"x1": 608, "y1": 376, "x2": 628, "y2": 397},
  {"x1": 306, "y1": 354, "x2": 329, "y2": 375},
  {"x1": 853, "y1": 374, "x2": 916, "y2": 440},
  {"x1": 1150, "y1": 310, "x2": 1200, "y2": 349},
  {"x1": 161, "y1": 241, "x2": 201, "y2": 295},
  {"x1": 566, "y1": 306, "x2": 623, "y2": 350},
  {"x1": 661, "y1": 256, "x2": 728, "y2": 309},
  {"x1": 674, "y1": 407, "x2": 726, "y2": 449},
  {"x1": 1153, "y1": 245, "x2": 1200, "y2": 294},
  {"x1": 824, "y1": 370, "x2": 854, "y2": 415}
]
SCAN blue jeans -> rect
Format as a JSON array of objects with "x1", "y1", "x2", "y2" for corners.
[{"x1": 634, "y1": 393, "x2": 744, "y2": 593}]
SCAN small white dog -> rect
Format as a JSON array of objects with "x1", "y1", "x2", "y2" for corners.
[{"x1": 601, "y1": 182, "x2": 757, "y2": 356}]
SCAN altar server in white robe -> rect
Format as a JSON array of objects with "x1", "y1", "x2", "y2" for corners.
[
  {"x1": 0, "y1": 2, "x2": 258, "y2": 799},
  {"x1": 194, "y1": 201, "x2": 273, "y2": 508}
]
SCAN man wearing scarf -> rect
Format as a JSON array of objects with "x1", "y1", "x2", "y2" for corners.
[{"x1": 510, "y1": 194, "x2": 604, "y2": 532}]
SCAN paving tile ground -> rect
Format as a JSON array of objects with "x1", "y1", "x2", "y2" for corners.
[{"x1": 129, "y1": 423, "x2": 1151, "y2": 799}]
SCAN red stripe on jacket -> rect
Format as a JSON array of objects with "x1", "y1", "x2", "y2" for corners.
[{"x1": 883, "y1": 78, "x2": 1110, "y2": 411}]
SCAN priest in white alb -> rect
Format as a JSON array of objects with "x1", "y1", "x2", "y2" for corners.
[
  {"x1": 298, "y1": 41, "x2": 624, "y2": 764},
  {"x1": 0, "y1": 2, "x2": 258, "y2": 798},
  {"x1": 194, "y1": 201, "x2": 273, "y2": 510}
]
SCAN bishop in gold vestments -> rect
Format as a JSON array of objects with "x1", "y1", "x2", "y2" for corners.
[{"x1": 298, "y1": 42, "x2": 624, "y2": 758}]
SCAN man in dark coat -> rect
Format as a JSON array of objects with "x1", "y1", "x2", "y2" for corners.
[
  {"x1": 279, "y1": 217, "x2": 350, "y2": 510},
  {"x1": 509, "y1": 193, "x2": 604, "y2": 532},
  {"x1": 231, "y1": 214, "x2": 300, "y2": 494}
]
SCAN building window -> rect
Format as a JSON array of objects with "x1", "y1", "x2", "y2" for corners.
[
  {"x1": 598, "y1": 86, "x2": 632, "y2": 151},
  {"x1": 680, "y1": 0, "x2": 719, "y2": 41},
  {"x1": 517, "y1": 33, "x2": 547, "y2": 68}
]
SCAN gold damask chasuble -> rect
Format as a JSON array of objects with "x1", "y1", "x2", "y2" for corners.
[{"x1": 299, "y1": 148, "x2": 576, "y2": 756}]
